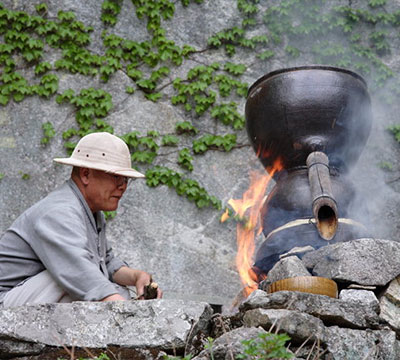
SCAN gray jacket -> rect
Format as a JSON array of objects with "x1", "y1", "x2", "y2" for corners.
[{"x1": 0, "y1": 179, "x2": 127, "y2": 302}]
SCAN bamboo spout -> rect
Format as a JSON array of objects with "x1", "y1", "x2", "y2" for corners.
[{"x1": 306, "y1": 151, "x2": 338, "y2": 240}]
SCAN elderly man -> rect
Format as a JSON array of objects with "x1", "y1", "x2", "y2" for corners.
[{"x1": 0, "y1": 132, "x2": 162, "y2": 308}]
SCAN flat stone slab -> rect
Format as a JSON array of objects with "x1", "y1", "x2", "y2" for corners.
[
  {"x1": 240, "y1": 289, "x2": 379, "y2": 329},
  {"x1": 302, "y1": 238, "x2": 400, "y2": 286},
  {"x1": 0, "y1": 300, "x2": 213, "y2": 352}
]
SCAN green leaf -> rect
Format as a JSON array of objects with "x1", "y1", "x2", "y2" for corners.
[
  {"x1": 224, "y1": 62, "x2": 247, "y2": 76},
  {"x1": 41, "y1": 121, "x2": 56, "y2": 145},
  {"x1": 388, "y1": 124, "x2": 400, "y2": 143},
  {"x1": 145, "y1": 92, "x2": 162, "y2": 102},
  {"x1": 161, "y1": 135, "x2": 179, "y2": 146},
  {"x1": 35, "y1": 3, "x2": 48, "y2": 15},
  {"x1": 238, "y1": 332, "x2": 293, "y2": 359},
  {"x1": 192, "y1": 140, "x2": 208, "y2": 154},
  {"x1": 127, "y1": 66, "x2": 143, "y2": 80},
  {"x1": 20, "y1": 173, "x2": 31, "y2": 180},
  {"x1": 57, "y1": 10, "x2": 76, "y2": 22},
  {"x1": 131, "y1": 150, "x2": 157, "y2": 164},
  {"x1": 35, "y1": 62, "x2": 52, "y2": 75},
  {"x1": 147, "y1": 130, "x2": 159, "y2": 138},
  {"x1": 125, "y1": 86, "x2": 135, "y2": 94},
  {"x1": 175, "y1": 121, "x2": 198, "y2": 135},
  {"x1": 13, "y1": 93, "x2": 24, "y2": 102},
  {"x1": 285, "y1": 45, "x2": 300, "y2": 58},
  {"x1": 258, "y1": 50, "x2": 275, "y2": 60},
  {"x1": 178, "y1": 148, "x2": 194, "y2": 171},
  {"x1": 122, "y1": 131, "x2": 140, "y2": 148},
  {"x1": 139, "y1": 136, "x2": 159, "y2": 151},
  {"x1": 136, "y1": 79, "x2": 156, "y2": 92},
  {"x1": 0, "y1": 94, "x2": 9, "y2": 106}
]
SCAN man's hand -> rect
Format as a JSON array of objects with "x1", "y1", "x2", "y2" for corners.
[
  {"x1": 134, "y1": 272, "x2": 162, "y2": 300},
  {"x1": 112, "y1": 266, "x2": 163, "y2": 300}
]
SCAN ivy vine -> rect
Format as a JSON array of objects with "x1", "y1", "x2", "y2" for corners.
[{"x1": 1, "y1": 0, "x2": 400, "y2": 213}]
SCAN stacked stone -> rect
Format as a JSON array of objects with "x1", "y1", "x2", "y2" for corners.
[
  {"x1": 205, "y1": 238, "x2": 400, "y2": 359},
  {"x1": 2, "y1": 238, "x2": 400, "y2": 359}
]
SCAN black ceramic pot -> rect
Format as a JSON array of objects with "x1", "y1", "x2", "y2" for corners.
[
  {"x1": 245, "y1": 66, "x2": 373, "y2": 174},
  {"x1": 245, "y1": 66, "x2": 373, "y2": 277}
]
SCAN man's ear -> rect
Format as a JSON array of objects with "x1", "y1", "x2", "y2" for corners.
[{"x1": 79, "y1": 167, "x2": 91, "y2": 185}]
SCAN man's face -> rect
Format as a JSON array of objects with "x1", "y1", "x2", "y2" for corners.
[{"x1": 85, "y1": 169, "x2": 129, "y2": 212}]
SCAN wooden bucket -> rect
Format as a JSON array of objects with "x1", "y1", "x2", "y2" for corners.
[{"x1": 267, "y1": 276, "x2": 338, "y2": 298}]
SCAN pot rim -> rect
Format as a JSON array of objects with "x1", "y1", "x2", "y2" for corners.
[{"x1": 247, "y1": 65, "x2": 367, "y2": 98}]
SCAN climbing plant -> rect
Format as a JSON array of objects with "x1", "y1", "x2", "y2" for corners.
[{"x1": 1, "y1": 0, "x2": 400, "y2": 211}]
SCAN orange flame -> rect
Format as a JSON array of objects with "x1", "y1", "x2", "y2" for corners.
[{"x1": 221, "y1": 157, "x2": 284, "y2": 298}]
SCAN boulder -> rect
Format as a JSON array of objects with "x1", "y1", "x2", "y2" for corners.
[{"x1": 302, "y1": 239, "x2": 400, "y2": 286}]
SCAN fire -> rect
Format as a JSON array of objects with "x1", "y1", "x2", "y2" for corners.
[{"x1": 222, "y1": 158, "x2": 283, "y2": 297}]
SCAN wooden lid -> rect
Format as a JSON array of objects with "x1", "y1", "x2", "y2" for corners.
[{"x1": 267, "y1": 276, "x2": 338, "y2": 298}]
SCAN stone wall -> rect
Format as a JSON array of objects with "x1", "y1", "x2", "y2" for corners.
[{"x1": 2, "y1": 238, "x2": 400, "y2": 359}]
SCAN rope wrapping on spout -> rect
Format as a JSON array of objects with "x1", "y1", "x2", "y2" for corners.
[{"x1": 263, "y1": 217, "x2": 367, "y2": 241}]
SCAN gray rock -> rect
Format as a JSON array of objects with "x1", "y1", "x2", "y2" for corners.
[
  {"x1": 324, "y1": 327, "x2": 400, "y2": 360},
  {"x1": 0, "y1": 300, "x2": 213, "y2": 351},
  {"x1": 302, "y1": 239, "x2": 400, "y2": 286},
  {"x1": 279, "y1": 246, "x2": 315, "y2": 260},
  {"x1": 339, "y1": 289, "x2": 379, "y2": 309},
  {"x1": 0, "y1": 338, "x2": 45, "y2": 359},
  {"x1": 240, "y1": 290, "x2": 379, "y2": 329},
  {"x1": 383, "y1": 276, "x2": 400, "y2": 306},
  {"x1": 380, "y1": 297, "x2": 400, "y2": 335},
  {"x1": 217, "y1": 296, "x2": 400, "y2": 360},
  {"x1": 378, "y1": 277, "x2": 400, "y2": 333},
  {"x1": 243, "y1": 308, "x2": 326, "y2": 344},
  {"x1": 8, "y1": 346, "x2": 167, "y2": 360},
  {"x1": 259, "y1": 256, "x2": 311, "y2": 288},
  {"x1": 193, "y1": 327, "x2": 269, "y2": 360},
  {"x1": 246, "y1": 289, "x2": 268, "y2": 302},
  {"x1": 293, "y1": 328, "x2": 400, "y2": 360}
]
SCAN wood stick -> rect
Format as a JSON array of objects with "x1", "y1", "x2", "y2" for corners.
[{"x1": 143, "y1": 282, "x2": 158, "y2": 299}]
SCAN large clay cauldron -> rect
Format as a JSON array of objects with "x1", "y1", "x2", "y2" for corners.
[{"x1": 245, "y1": 66, "x2": 373, "y2": 278}]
